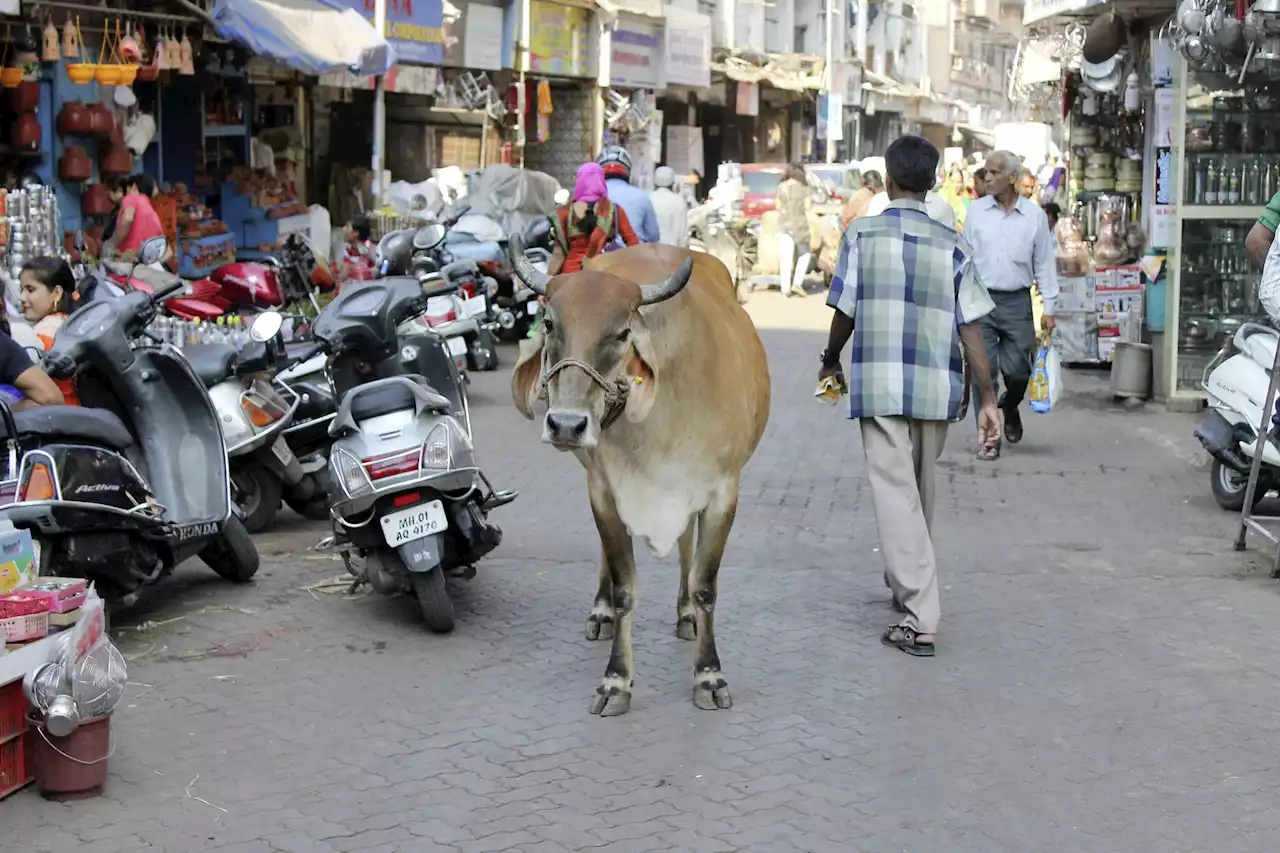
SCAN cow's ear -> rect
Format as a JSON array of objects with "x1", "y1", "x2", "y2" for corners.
[
  {"x1": 511, "y1": 335, "x2": 544, "y2": 420},
  {"x1": 624, "y1": 318, "x2": 658, "y2": 424}
]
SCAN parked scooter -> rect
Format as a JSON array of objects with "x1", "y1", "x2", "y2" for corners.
[
  {"x1": 312, "y1": 224, "x2": 517, "y2": 632},
  {"x1": 0, "y1": 237, "x2": 258, "y2": 602},
  {"x1": 1195, "y1": 321, "x2": 1280, "y2": 510},
  {"x1": 273, "y1": 340, "x2": 338, "y2": 521},
  {"x1": 185, "y1": 317, "x2": 312, "y2": 533}
]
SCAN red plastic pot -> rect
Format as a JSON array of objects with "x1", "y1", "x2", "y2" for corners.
[
  {"x1": 58, "y1": 100, "x2": 91, "y2": 135},
  {"x1": 59, "y1": 146, "x2": 92, "y2": 182},
  {"x1": 8, "y1": 81, "x2": 38, "y2": 113},
  {"x1": 11, "y1": 113, "x2": 40, "y2": 151}
]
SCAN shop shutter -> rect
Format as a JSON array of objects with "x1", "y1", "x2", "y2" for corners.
[{"x1": 522, "y1": 84, "x2": 594, "y2": 189}]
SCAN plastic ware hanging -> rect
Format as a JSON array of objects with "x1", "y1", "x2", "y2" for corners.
[
  {"x1": 61, "y1": 16, "x2": 79, "y2": 58},
  {"x1": 42, "y1": 18, "x2": 59, "y2": 62}
]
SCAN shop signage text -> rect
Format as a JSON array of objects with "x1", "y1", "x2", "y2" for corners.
[
  {"x1": 335, "y1": 0, "x2": 445, "y2": 65},
  {"x1": 612, "y1": 19, "x2": 661, "y2": 89},
  {"x1": 530, "y1": 1, "x2": 595, "y2": 78},
  {"x1": 662, "y1": 5, "x2": 710, "y2": 89}
]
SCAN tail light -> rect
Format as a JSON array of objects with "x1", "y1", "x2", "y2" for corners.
[
  {"x1": 241, "y1": 379, "x2": 289, "y2": 428},
  {"x1": 424, "y1": 310, "x2": 459, "y2": 326},
  {"x1": 19, "y1": 462, "x2": 55, "y2": 501},
  {"x1": 362, "y1": 448, "x2": 420, "y2": 480},
  {"x1": 420, "y1": 424, "x2": 450, "y2": 469}
]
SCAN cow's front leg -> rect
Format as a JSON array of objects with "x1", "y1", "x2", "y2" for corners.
[
  {"x1": 691, "y1": 487, "x2": 739, "y2": 711},
  {"x1": 587, "y1": 482, "x2": 637, "y2": 717},
  {"x1": 585, "y1": 547, "x2": 615, "y2": 641},
  {"x1": 675, "y1": 518, "x2": 697, "y2": 640}
]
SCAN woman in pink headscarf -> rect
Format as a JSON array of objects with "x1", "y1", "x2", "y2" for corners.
[{"x1": 549, "y1": 162, "x2": 639, "y2": 275}]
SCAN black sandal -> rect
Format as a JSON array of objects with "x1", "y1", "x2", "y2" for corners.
[
  {"x1": 881, "y1": 625, "x2": 935, "y2": 657},
  {"x1": 1004, "y1": 406, "x2": 1023, "y2": 444}
]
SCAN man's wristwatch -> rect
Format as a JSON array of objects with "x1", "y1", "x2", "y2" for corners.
[{"x1": 820, "y1": 348, "x2": 840, "y2": 368}]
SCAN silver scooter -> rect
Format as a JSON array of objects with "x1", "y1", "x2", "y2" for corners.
[{"x1": 311, "y1": 225, "x2": 517, "y2": 632}]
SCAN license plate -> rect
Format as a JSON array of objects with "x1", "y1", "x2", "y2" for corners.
[
  {"x1": 447, "y1": 336, "x2": 467, "y2": 356},
  {"x1": 380, "y1": 499, "x2": 448, "y2": 546},
  {"x1": 271, "y1": 436, "x2": 295, "y2": 466},
  {"x1": 527, "y1": 302, "x2": 539, "y2": 317},
  {"x1": 464, "y1": 294, "x2": 488, "y2": 317}
]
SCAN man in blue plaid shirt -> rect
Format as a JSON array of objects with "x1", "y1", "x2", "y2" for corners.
[{"x1": 817, "y1": 135, "x2": 1000, "y2": 657}]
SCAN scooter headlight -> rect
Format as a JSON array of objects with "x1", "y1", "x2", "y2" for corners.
[{"x1": 332, "y1": 448, "x2": 371, "y2": 496}]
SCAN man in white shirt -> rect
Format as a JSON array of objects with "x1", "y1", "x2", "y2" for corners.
[
  {"x1": 962, "y1": 149, "x2": 1058, "y2": 460},
  {"x1": 648, "y1": 166, "x2": 688, "y2": 247}
]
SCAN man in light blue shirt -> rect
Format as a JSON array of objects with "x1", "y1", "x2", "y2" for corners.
[
  {"x1": 597, "y1": 146, "x2": 660, "y2": 244},
  {"x1": 963, "y1": 149, "x2": 1058, "y2": 460}
]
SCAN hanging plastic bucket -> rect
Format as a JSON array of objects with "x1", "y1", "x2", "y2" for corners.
[{"x1": 27, "y1": 713, "x2": 112, "y2": 799}]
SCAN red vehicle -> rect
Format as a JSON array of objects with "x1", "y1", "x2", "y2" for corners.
[{"x1": 740, "y1": 163, "x2": 788, "y2": 218}]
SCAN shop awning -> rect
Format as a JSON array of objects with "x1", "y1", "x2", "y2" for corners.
[
  {"x1": 210, "y1": 0, "x2": 396, "y2": 78},
  {"x1": 595, "y1": 0, "x2": 665, "y2": 19},
  {"x1": 711, "y1": 52, "x2": 826, "y2": 92}
]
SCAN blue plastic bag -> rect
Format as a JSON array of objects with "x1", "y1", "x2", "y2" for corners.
[{"x1": 1028, "y1": 343, "x2": 1061, "y2": 414}]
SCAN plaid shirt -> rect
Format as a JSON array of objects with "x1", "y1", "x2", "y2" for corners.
[{"x1": 828, "y1": 198, "x2": 995, "y2": 421}]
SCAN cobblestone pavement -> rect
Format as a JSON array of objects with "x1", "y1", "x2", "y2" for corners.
[{"x1": 8, "y1": 292, "x2": 1280, "y2": 852}]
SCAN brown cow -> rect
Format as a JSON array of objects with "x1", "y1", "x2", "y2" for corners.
[{"x1": 509, "y1": 241, "x2": 770, "y2": 716}]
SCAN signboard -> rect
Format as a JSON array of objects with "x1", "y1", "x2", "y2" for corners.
[
  {"x1": 463, "y1": 4, "x2": 504, "y2": 69},
  {"x1": 662, "y1": 5, "x2": 710, "y2": 88},
  {"x1": 530, "y1": 0, "x2": 595, "y2": 77},
  {"x1": 612, "y1": 17, "x2": 662, "y2": 89},
  {"x1": 1021, "y1": 0, "x2": 1106, "y2": 26},
  {"x1": 336, "y1": 0, "x2": 445, "y2": 66}
]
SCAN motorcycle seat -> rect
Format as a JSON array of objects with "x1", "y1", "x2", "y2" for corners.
[
  {"x1": 284, "y1": 340, "x2": 318, "y2": 360},
  {"x1": 347, "y1": 381, "x2": 451, "y2": 423},
  {"x1": 184, "y1": 343, "x2": 239, "y2": 388},
  {"x1": 4, "y1": 405, "x2": 133, "y2": 450}
]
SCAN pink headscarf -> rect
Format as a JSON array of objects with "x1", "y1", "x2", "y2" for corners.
[{"x1": 573, "y1": 162, "x2": 608, "y2": 203}]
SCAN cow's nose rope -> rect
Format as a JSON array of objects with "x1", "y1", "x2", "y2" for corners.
[{"x1": 540, "y1": 358, "x2": 632, "y2": 429}]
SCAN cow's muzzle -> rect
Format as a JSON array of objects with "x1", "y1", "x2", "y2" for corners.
[{"x1": 538, "y1": 357, "x2": 630, "y2": 449}]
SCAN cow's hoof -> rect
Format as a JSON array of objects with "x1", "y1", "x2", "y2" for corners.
[
  {"x1": 675, "y1": 616, "x2": 696, "y2": 641},
  {"x1": 585, "y1": 611, "x2": 615, "y2": 641},
  {"x1": 589, "y1": 682, "x2": 632, "y2": 716},
  {"x1": 693, "y1": 673, "x2": 733, "y2": 711}
]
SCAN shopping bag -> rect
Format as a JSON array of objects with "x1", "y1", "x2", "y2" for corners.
[{"x1": 1029, "y1": 338, "x2": 1061, "y2": 414}]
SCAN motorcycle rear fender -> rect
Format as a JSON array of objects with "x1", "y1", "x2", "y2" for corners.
[{"x1": 397, "y1": 534, "x2": 443, "y2": 573}]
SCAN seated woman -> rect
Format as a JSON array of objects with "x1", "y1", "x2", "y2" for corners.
[
  {"x1": 110, "y1": 173, "x2": 167, "y2": 263},
  {"x1": 549, "y1": 162, "x2": 639, "y2": 275},
  {"x1": 19, "y1": 257, "x2": 77, "y2": 405},
  {"x1": 0, "y1": 312, "x2": 63, "y2": 411}
]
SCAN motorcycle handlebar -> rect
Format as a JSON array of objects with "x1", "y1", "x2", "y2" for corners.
[{"x1": 46, "y1": 352, "x2": 77, "y2": 380}]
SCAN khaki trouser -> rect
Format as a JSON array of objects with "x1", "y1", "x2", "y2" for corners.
[{"x1": 859, "y1": 416, "x2": 949, "y2": 634}]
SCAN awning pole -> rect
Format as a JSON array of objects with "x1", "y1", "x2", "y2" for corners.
[{"x1": 372, "y1": 0, "x2": 388, "y2": 208}]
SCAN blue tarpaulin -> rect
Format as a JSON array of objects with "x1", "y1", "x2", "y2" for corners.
[{"x1": 211, "y1": 0, "x2": 396, "y2": 77}]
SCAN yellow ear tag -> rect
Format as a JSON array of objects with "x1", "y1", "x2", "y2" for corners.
[{"x1": 633, "y1": 376, "x2": 644, "y2": 385}]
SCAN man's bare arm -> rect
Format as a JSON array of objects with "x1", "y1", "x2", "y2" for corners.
[
  {"x1": 958, "y1": 322, "x2": 996, "y2": 407},
  {"x1": 1248, "y1": 222, "x2": 1274, "y2": 269}
]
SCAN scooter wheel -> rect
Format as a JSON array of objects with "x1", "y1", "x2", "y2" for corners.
[
  {"x1": 1211, "y1": 459, "x2": 1269, "y2": 512},
  {"x1": 199, "y1": 515, "x2": 260, "y2": 583},
  {"x1": 232, "y1": 462, "x2": 283, "y2": 534},
  {"x1": 410, "y1": 567, "x2": 455, "y2": 634}
]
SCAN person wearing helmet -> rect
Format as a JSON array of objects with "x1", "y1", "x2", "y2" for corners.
[{"x1": 597, "y1": 146, "x2": 660, "y2": 244}]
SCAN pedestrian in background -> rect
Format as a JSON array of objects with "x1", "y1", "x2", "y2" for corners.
[
  {"x1": 597, "y1": 146, "x2": 660, "y2": 244},
  {"x1": 548, "y1": 162, "x2": 639, "y2": 276},
  {"x1": 819, "y1": 134, "x2": 1000, "y2": 656},
  {"x1": 775, "y1": 163, "x2": 813, "y2": 298},
  {"x1": 963, "y1": 150, "x2": 1058, "y2": 460},
  {"x1": 1018, "y1": 168, "x2": 1038, "y2": 200},
  {"x1": 840, "y1": 170, "x2": 883, "y2": 230},
  {"x1": 649, "y1": 166, "x2": 688, "y2": 247}
]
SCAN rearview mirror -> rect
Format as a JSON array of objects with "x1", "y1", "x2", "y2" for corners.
[
  {"x1": 139, "y1": 236, "x2": 168, "y2": 266},
  {"x1": 249, "y1": 311, "x2": 283, "y2": 343},
  {"x1": 412, "y1": 224, "x2": 446, "y2": 250}
]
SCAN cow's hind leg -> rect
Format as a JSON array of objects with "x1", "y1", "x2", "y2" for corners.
[
  {"x1": 585, "y1": 547, "x2": 615, "y2": 641},
  {"x1": 587, "y1": 482, "x2": 638, "y2": 717},
  {"x1": 676, "y1": 518, "x2": 697, "y2": 640},
  {"x1": 691, "y1": 486, "x2": 738, "y2": 711}
]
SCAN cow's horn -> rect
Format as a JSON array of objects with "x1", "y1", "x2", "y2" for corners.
[
  {"x1": 639, "y1": 257, "x2": 694, "y2": 306},
  {"x1": 508, "y1": 234, "x2": 551, "y2": 295}
]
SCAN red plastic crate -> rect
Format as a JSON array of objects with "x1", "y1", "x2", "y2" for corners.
[
  {"x1": 0, "y1": 680, "x2": 24, "y2": 742},
  {"x1": 0, "y1": 730, "x2": 28, "y2": 799}
]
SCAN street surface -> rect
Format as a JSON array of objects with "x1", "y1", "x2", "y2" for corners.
[{"x1": 9, "y1": 292, "x2": 1280, "y2": 852}]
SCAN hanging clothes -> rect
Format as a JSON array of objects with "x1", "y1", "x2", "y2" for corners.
[{"x1": 535, "y1": 80, "x2": 552, "y2": 144}]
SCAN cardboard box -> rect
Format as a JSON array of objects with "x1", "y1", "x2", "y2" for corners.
[
  {"x1": 1057, "y1": 276, "x2": 1096, "y2": 313},
  {"x1": 1096, "y1": 266, "x2": 1144, "y2": 316},
  {"x1": 0, "y1": 526, "x2": 35, "y2": 594}
]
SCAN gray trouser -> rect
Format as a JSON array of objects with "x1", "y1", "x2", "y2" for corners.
[
  {"x1": 972, "y1": 288, "x2": 1036, "y2": 420},
  {"x1": 860, "y1": 416, "x2": 949, "y2": 634}
]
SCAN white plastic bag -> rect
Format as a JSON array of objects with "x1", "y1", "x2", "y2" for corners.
[{"x1": 1029, "y1": 341, "x2": 1063, "y2": 414}]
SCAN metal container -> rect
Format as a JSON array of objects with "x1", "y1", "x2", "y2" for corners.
[
  {"x1": 1111, "y1": 341, "x2": 1153, "y2": 399},
  {"x1": 44, "y1": 693, "x2": 81, "y2": 737}
]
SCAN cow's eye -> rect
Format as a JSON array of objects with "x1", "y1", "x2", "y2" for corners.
[
  {"x1": 615, "y1": 328, "x2": 630, "y2": 343},
  {"x1": 542, "y1": 318, "x2": 555, "y2": 335}
]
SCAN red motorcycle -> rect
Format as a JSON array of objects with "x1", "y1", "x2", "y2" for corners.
[{"x1": 106, "y1": 233, "x2": 335, "y2": 321}]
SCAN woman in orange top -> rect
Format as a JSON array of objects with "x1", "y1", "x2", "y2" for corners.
[
  {"x1": 549, "y1": 162, "x2": 639, "y2": 275},
  {"x1": 19, "y1": 257, "x2": 77, "y2": 405}
]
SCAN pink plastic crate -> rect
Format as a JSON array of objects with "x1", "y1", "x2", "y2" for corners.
[
  {"x1": 19, "y1": 587, "x2": 85, "y2": 614},
  {"x1": 0, "y1": 593, "x2": 50, "y2": 619}
]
